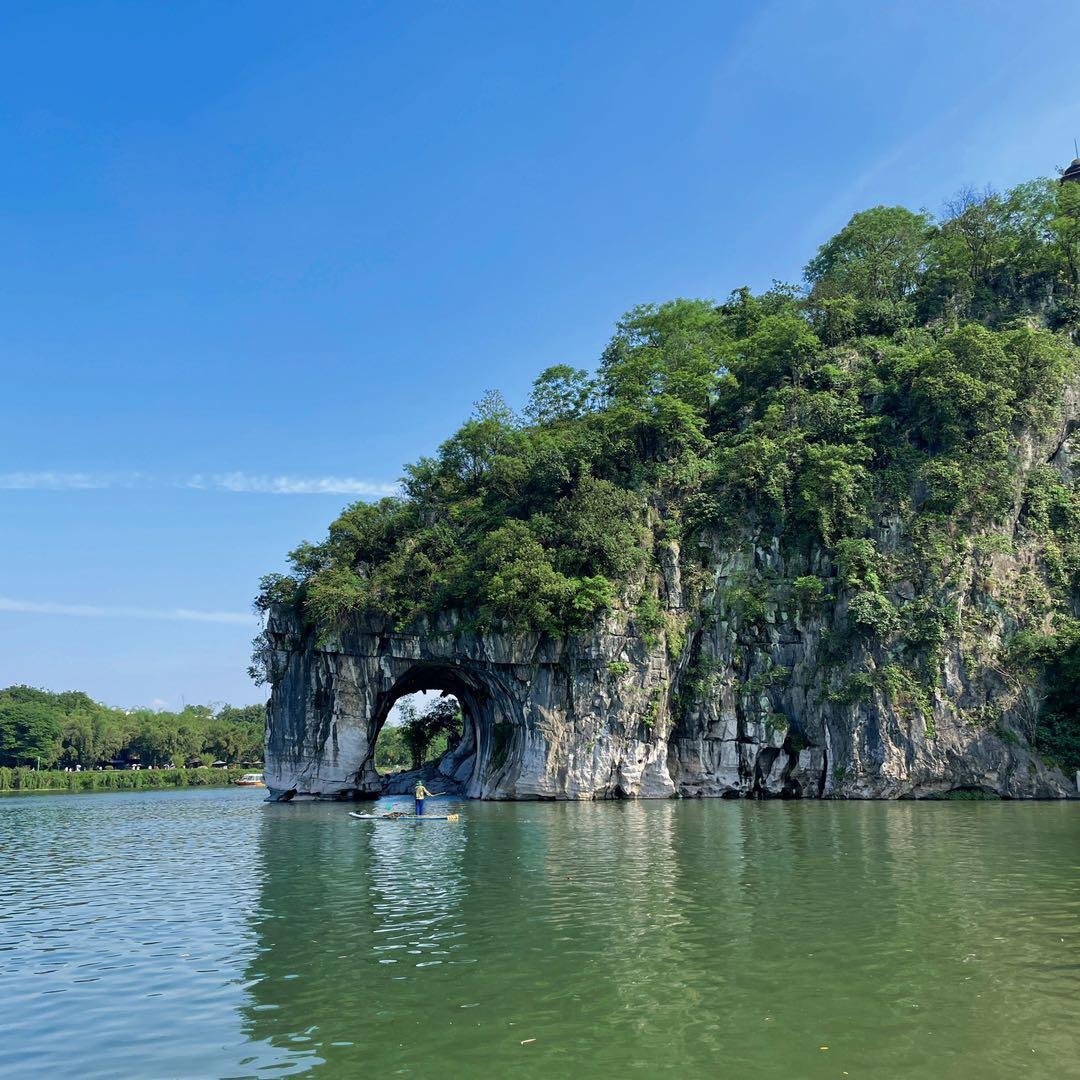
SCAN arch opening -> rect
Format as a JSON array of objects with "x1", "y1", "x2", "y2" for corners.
[
  {"x1": 374, "y1": 691, "x2": 465, "y2": 783},
  {"x1": 368, "y1": 664, "x2": 496, "y2": 798}
]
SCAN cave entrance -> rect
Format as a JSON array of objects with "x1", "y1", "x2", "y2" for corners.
[{"x1": 370, "y1": 665, "x2": 490, "y2": 798}]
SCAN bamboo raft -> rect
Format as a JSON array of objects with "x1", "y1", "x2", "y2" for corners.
[{"x1": 349, "y1": 810, "x2": 460, "y2": 822}]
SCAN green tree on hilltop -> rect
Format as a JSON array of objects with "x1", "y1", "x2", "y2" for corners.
[{"x1": 806, "y1": 205, "x2": 934, "y2": 302}]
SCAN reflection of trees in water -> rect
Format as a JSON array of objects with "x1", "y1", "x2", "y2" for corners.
[
  {"x1": 518, "y1": 801, "x2": 748, "y2": 1071},
  {"x1": 866, "y1": 802, "x2": 1080, "y2": 1072},
  {"x1": 651, "y1": 802, "x2": 1080, "y2": 1076},
  {"x1": 239, "y1": 801, "x2": 744, "y2": 1074},
  {"x1": 242, "y1": 802, "x2": 468, "y2": 1073},
  {"x1": 238, "y1": 801, "x2": 1080, "y2": 1076},
  {"x1": 539, "y1": 801, "x2": 701, "y2": 1064}
]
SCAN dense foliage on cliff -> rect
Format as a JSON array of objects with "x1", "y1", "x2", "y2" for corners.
[
  {"x1": 258, "y1": 174, "x2": 1080, "y2": 770},
  {"x1": 0, "y1": 685, "x2": 265, "y2": 769}
]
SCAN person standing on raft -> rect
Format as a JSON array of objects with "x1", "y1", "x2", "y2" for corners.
[{"x1": 415, "y1": 781, "x2": 433, "y2": 816}]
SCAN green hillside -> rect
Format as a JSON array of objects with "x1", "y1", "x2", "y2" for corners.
[{"x1": 258, "y1": 173, "x2": 1080, "y2": 771}]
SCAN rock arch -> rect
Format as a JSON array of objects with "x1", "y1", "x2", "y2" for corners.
[
  {"x1": 261, "y1": 605, "x2": 678, "y2": 801},
  {"x1": 368, "y1": 662, "x2": 508, "y2": 798}
]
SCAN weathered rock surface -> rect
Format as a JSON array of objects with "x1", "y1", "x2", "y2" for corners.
[
  {"x1": 263, "y1": 540, "x2": 1076, "y2": 802},
  {"x1": 263, "y1": 605, "x2": 681, "y2": 801}
]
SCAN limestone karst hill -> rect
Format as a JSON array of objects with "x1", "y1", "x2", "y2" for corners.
[{"x1": 257, "y1": 170, "x2": 1080, "y2": 800}]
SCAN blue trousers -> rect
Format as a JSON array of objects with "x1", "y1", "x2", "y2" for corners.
[{"x1": 415, "y1": 797, "x2": 424, "y2": 816}]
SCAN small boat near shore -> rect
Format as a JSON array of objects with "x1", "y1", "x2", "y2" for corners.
[
  {"x1": 349, "y1": 810, "x2": 459, "y2": 822},
  {"x1": 234, "y1": 772, "x2": 265, "y2": 787}
]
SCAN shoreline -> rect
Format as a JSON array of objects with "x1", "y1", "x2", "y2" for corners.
[{"x1": 0, "y1": 766, "x2": 255, "y2": 795}]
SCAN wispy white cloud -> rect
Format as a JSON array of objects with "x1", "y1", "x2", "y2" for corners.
[
  {"x1": 0, "y1": 470, "x2": 397, "y2": 496},
  {"x1": 0, "y1": 471, "x2": 142, "y2": 490},
  {"x1": 186, "y1": 472, "x2": 399, "y2": 496},
  {"x1": 0, "y1": 597, "x2": 255, "y2": 625}
]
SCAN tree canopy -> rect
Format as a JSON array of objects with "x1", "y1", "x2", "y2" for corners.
[{"x1": 0, "y1": 685, "x2": 265, "y2": 769}]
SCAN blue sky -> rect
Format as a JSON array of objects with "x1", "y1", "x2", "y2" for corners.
[{"x1": 3, "y1": 0, "x2": 1079, "y2": 709}]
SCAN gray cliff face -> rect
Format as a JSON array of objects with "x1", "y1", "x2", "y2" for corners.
[
  {"x1": 263, "y1": 533, "x2": 1076, "y2": 802},
  {"x1": 263, "y1": 605, "x2": 682, "y2": 801}
]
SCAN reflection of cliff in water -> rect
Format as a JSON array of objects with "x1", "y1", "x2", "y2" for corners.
[
  {"x1": 242, "y1": 801, "x2": 1080, "y2": 1076},
  {"x1": 240, "y1": 800, "x2": 760, "y2": 1073},
  {"x1": 242, "y1": 800, "x2": 470, "y2": 1073}
]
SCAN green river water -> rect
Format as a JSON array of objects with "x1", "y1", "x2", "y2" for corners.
[{"x1": 2, "y1": 788, "x2": 1078, "y2": 1078}]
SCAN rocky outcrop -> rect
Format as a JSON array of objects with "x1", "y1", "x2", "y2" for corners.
[
  {"x1": 263, "y1": 537, "x2": 1076, "y2": 801},
  {"x1": 263, "y1": 605, "x2": 683, "y2": 801}
]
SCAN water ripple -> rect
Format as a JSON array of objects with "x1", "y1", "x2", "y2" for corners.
[{"x1": 1, "y1": 792, "x2": 1078, "y2": 1077}]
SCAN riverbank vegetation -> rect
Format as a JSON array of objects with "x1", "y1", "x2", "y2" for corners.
[
  {"x1": 257, "y1": 171, "x2": 1080, "y2": 772},
  {"x1": 0, "y1": 685, "x2": 264, "y2": 770},
  {"x1": 0, "y1": 766, "x2": 251, "y2": 793}
]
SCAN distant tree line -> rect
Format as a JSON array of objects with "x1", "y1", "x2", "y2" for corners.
[
  {"x1": 0, "y1": 766, "x2": 250, "y2": 793},
  {"x1": 0, "y1": 685, "x2": 265, "y2": 769},
  {"x1": 374, "y1": 697, "x2": 462, "y2": 773}
]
